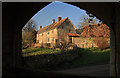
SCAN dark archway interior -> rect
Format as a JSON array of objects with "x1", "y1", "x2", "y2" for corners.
[{"x1": 2, "y1": 2, "x2": 120, "y2": 78}]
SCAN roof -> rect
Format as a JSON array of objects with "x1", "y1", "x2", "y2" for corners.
[
  {"x1": 38, "y1": 17, "x2": 76, "y2": 34},
  {"x1": 67, "y1": 33, "x2": 80, "y2": 37},
  {"x1": 47, "y1": 17, "x2": 68, "y2": 31},
  {"x1": 37, "y1": 25, "x2": 50, "y2": 34}
]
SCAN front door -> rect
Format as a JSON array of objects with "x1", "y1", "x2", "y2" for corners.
[
  {"x1": 55, "y1": 39, "x2": 59, "y2": 47},
  {"x1": 69, "y1": 37, "x2": 72, "y2": 43}
]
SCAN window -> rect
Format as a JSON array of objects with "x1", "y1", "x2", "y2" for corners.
[
  {"x1": 66, "y1": 22, "x2": 69, "y2": 25},
  {"x1": 39, "y1": 34, "x2": 42, "y2": 36},
  {"x1": 52, "y1": 30, "x2": 54, "y2": 34},
  {"x1": 69, "y1": 29, "x2": 71, "y2": 32},
  {"x1": 52, "y1": 38, "x2": 54, "y2": 41},
  {"x1": 62, "y1": 26, "x2": 63, "y2": 29},
  {"x1": 48, "y1": 38, "x2": 49, "y2": 42}
]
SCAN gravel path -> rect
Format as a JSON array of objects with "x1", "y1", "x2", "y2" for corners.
[{"x1": 44, "y1": 64, "x2": 110, "y2": 77}]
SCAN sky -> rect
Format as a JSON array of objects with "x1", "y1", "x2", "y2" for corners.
[{"x1": 30, "y1": 1, "x2": 89, "y2": 30}]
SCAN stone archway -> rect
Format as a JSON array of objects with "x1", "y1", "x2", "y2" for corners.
[{"x1": 2, "y1": 2, "x2": 120, "y2": 77}]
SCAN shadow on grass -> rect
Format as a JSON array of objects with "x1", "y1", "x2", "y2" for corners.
[
  {"x1": 23, "y1": 47, "x2": 110, "y2": 71},
  {"x1": 59, "y1": 47, "x2": 110, "y2": 70}
]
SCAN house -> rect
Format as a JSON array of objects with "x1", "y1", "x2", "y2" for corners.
[{"x1": 36, "y1": 17, "x2": 80, "y2": 48}]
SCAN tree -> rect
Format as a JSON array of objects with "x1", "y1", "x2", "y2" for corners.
[
  {"x1": 57, "y1": 28, "x2": 69, "y2": 50},
  {"x1": 81, "y1": 23, "x2": 110, "y2": 38},
  {"x1": 22, "y1": 19, "x2": 37, "y2": 48},
  {"x1": 94, "y1": 38, "x2": 109, "y2": 50},
  {"x1": 78, "y1": 11, "x2": 102, "y2": 30},
  {"x1": 78, "y1": 15, "x2": 89, "y2": 29},
  {"x1": 22, "y1": 19, "x2": 37, "y2": 32}
]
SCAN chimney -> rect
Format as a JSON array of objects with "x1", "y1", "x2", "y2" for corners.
[
  {"x1": 57, "y1": 17, "x2": 62, "y2": 22},
  {"x1": 52, "y1": 19, "x2": 55, "y2": 23},
  {"x1": 40, "y1": 26, "x2": 42, "y2": 29}
]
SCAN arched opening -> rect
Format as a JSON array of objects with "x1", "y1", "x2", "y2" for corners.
[
  {"x1": 21, "y1": 2, "x2": 110, "y2": 77},
  {"x1": 2, "y1": 2, "x2": 120, "y2": 78}
]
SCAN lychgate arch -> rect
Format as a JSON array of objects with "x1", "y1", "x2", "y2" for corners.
[{"x1": 2, "y1": 2, "x2": 120, "y2": 78}]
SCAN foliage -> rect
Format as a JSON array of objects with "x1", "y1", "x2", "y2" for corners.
[
  {"x1": 22, "y1": 19, "x2": 37, "y2": 48},
  {"x1": 77, "y1": 12, "x2": 102, "y2": 35},
  {"x1": 22, "y1": 19, "x2": 37, "y2": 32},
  {"x1": 81, "y1": 23, "x2": 110, "y2": 38},
  {"x1": 57, "y1": 28, "x2": 70, "y2": 50},
  {"x1": 78, "y1": 15, "x2": 89, "y2": 29},
  {"x1": 76, "y1": 29, "x2": 83, "y2": 34},
  {"x1": 78, "y1": 14, "x2": 101, "y2": 30},
  {"x1": 22, "y1": 30, "x2": 37, "y2": 48},
  {"x1": 94, "y1": 38, "x2": 109, "y2": 50},
  {"x1": 88, "y1": 37, "x2": 91, "y2": 40}
]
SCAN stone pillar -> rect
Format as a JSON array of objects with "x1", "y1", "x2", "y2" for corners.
[
  {"x1": 110, "y1": 4, "x2": 120, "y2": 77},
  {"x1": 115, "y1": 4, "x2": 120, "y2": 78},
  {"x1": 110, "y1": 28, "x2": 116, "y2": 77},
  {"x1": 13, "y1": 29, "x2": 25, "y2": 67}
]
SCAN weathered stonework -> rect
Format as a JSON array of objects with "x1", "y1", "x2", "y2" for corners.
[
  {"x1": 72, "y1": 37, "x2": 110, "y2": 48},
  {"x1": 36, "y1": 17, "x2": 77, "y2": 48}
]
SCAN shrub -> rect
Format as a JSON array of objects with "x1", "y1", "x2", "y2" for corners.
[
  {"x1": 88, "y1": 37, "x2": 91, "y2": 40},
  {"x1": 94, "y1": 38, "x2": 109, "y2": 50},
  {"x1": 80, "y1": 35, "x2": 83, "y2": 37}
]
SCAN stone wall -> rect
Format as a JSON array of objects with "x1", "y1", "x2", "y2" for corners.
[
  {"x1": 37, "y1": 28, "x2": 58, "y2": 45},
  {"x1": 72, "y1": 37, "x2": 110, "y2": 48},
  {"x1": 35, "y1": 43, "x2": 56, "y2": 48},
  {"x1": 36, "y1": 18, "x2": 76, "y2": 48}
]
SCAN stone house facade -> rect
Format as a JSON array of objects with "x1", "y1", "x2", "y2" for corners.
[
  {"x1": 36, "y1": 17, "x2": 80, "y2": 48},
  {"x1": 36, "y1": 17, "x2": 110, "y2": 49}
]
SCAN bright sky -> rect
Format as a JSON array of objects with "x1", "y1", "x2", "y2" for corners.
[{"x1": 31, "y1": 1, "x2": 89, "y2": 30}]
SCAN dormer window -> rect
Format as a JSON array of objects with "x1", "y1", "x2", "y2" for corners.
[
  {"x1": 62, "y1": 26, "x2": 63, "y2": 29},
  {"x1": 69, "y1": 29, "x2": 71, "y2": 32},
  {"x1": 66, "y1": 22, "x2": 69, "y2": 25}
]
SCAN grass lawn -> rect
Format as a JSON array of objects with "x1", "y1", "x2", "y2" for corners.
[
  {"x1": 22, "y1": 47, "x2": 60, "y2": 57},
  {"x1": 60, "y1": 47, "x2": 110, "y2": 69},
  {"x1": 22, "y1": 47, "x2": 110, "y2": 70},
  {"x1": 75, "y1": 47, "x2": 110, "y2": 64}
]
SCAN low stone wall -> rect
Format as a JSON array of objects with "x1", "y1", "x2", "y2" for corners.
[
  {"x1": 35, "y1": 43, "x2": 56, "y2": 48},
  {"x1": 72, "y1": 37, "x2": 110, "y2": 48},
  {"x1": 23, "y1": 49, "x2": 79, "y2": 69}
]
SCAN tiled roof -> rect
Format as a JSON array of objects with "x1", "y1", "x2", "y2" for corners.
[
  {"x1": 38, "y1": 17, "x2": 75, "y2": 34},
  {"x1": 37, "y1": 25, "x2": 50, "y2": 34},
  {"x1": 47, "y1": 17, "x2": 68, "y2": 31},
  {"x1": 67, "y1": 33, "x2": 80, "y2": 37}
]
